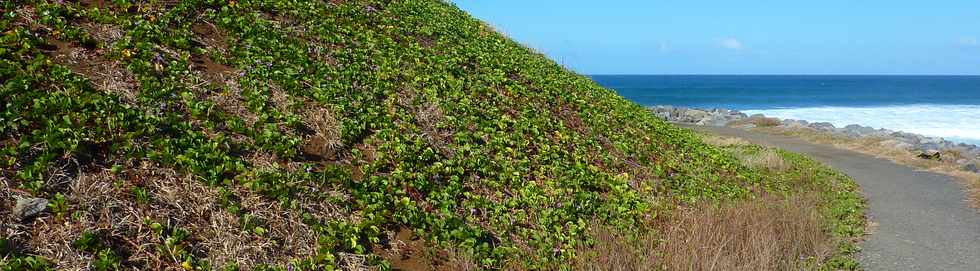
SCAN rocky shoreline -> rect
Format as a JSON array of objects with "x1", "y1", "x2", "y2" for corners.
[{"x1": 650, "y1": 106, "x2": 980, "y2": 173}]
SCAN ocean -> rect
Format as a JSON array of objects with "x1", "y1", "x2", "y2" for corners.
[{"x1": 591, "y1": 75, "x2": 980, "y2": 145}]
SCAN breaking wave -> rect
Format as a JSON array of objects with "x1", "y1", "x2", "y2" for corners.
[{"x1": 742, "y1": 104, "x2": 980, "y2": 145}]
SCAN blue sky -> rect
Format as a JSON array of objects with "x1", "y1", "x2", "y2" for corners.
[{"x1": 451, "y1": 0, "x2": 980, "y2": 75}]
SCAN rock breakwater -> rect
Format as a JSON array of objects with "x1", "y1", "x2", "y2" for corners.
[{"x1": 651, "y1": 105, "x2": 980, "y2": 173}]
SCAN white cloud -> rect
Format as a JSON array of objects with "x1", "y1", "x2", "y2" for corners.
[
  {"x1": 957, "y1": 38, "x2": 979, "y2": 47},
  {"x1": 719, "y1": 37, "x2": 744, "y2": 50}
]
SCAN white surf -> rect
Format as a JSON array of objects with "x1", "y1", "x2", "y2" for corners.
[{"x1": 743, "y1": 105, "x2": 980, "y2": 145}]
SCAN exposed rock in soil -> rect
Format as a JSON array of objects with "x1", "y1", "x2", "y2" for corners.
[{"x1": 12, "y1": 196, "x2": 48, "y2": 220}]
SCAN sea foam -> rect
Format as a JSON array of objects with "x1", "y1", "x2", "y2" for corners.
[{"x1": 742, "y1": 105, "x2": 980, "y2": 145}]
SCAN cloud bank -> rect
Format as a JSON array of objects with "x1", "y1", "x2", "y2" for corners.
[
  {"x1": 719, "y1": 37, "x2": 744, "y2": 50},
  {"x1": 958, "y1": 38, "x2": 979, "y2": 47}
]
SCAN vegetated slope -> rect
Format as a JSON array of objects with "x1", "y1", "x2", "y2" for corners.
[
  {"x1": 0, "y1": 0, "x2": 854, "y2": 270},
  {"x1": 587, "y1": 133, "x2": 865, "y2": 270}
]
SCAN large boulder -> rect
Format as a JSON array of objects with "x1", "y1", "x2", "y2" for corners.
[
  {"x1": 808, "y1": 122, "x2": 836, "y2": 131},
  {"x1": 917, "y1": 143, "x2": 942, "y2": 153},
  {"x1": 880, "y1": 139, "x2": 913, "y2": 151},
  {"x1": 681, "y1": 109, "x2": 711, "y2": 121},
  {"x1": 921, "y1": 136, "x2": 944, "y2": 145},
  {"x1": 890, "y1": 132, "x2": 923, "y2": 144},
  {"x1": 782, "y1": 119, "x2": 809, "y2": 128},
  {"x1": 697, "y1": 115, "x2": 730, "y2": 126},
  {"x1": 869, "y1": 128, "x2": 895, "y2": 138},
  {"x1": 13, "y1": 196, "x2": 48, "y2": 220},
  {"x1": 842, "y1": 124, "x2": 877, "y2": 137},
  {"x1": 917, "y1": 149, "x2": 942, "y2": 160},
  {"x1": 964, "y1": 163, "x2": 979, "y2": 173}
]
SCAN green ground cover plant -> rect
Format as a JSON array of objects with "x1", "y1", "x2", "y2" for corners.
[{"x1": 1, "y1": 0, "x2": 864, "y2": 270}]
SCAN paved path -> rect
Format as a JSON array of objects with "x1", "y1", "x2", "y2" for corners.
[{"x1": 685, "y1": 125, "x2": 980, "y2": 271}]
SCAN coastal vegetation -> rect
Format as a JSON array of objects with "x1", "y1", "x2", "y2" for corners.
[
  {"x1": 2, "y1": 0, "x2": 863, "y2": 270},
  {"x1": 653, "y1": 106, "x2": 980, "y2": 208},
  {"x1": 575, "y1": 133, "x2": 865, "y2": 271}
]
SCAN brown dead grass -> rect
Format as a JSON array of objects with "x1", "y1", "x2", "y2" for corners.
[
  {"x1": 301, "y1": 104, "x2": 344, "y2": 159},
  {"x1": 1, "y1": 160, "x2": 330, "y2": 269},
  {"x1": 730, "y1": 117, "x2": 783, "y2": 128},
  {"x1": 660, "y1": 195, "x2": 832, "y2": 271},
  {"x1": 228, "y1": 187, "x2": 320, "y2": 267},
  {"x1": 701, "y1": 134, "x2": 751, "y2": 147},
  {"x1": 576, "y1": 194, "x2": 833, "y2": 271},
  {"x1": 740, "y1": 149, "x2": 790, "y2": 173},
  {"x1": 394, "y1": 87, "x2": 452, "y2": 158},
  {"x1": 416, "y1": 97, "x2": 452, "y2": 156},
  {"x1": 573, "y1": 227, "x2": 658, "y2": 271},
  {"x1": 26, "y1": 164, "x2": 177, "y2": 269},
  {"x1": 79, "y1": 22, "x2": 124, "y2": 45},
  {"x1": 758, "y1": 126, "x2": 980, "y2": 208},
  {"x1": 702, "y1": 134, "x2": 789, "y2": 173}
]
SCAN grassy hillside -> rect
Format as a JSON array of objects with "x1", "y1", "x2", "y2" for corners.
[{"x1": 1, "y1": 0, "x2": 861, "y2": 270}]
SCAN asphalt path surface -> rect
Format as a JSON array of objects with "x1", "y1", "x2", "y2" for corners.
[{"x1": 686, "y1": 125, "x2": 980, "y2": 271}]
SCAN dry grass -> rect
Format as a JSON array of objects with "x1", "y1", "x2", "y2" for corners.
[
  {"x1": 79, "y1": 22, "x2": 124, "y2": 45},
  {"x1": 758, "y1": 126, "x2": 980, "y2": 208},
  {"x1": 395, "y1": 87, "x2": 452, "y2": 157},
  {"x1": 739, "y1": 149, "x2": 790, "y2": 172},
  {"x1": 701, "y1": 134, "x2": 790, "y2": 172},
  {"x1": 658, "y1": 195, "x2": 832, "y2": 271},
  {"x1": 575, "y1": 194, "x2": 833, "y2": 271},
  {"x1": 700, "y1": 134, "x2": 751, "y2": 147},
  {"x1": 730, "y1": 117, "x2": 783, "y2": 128},
  {"x1": 416, "y1": 98, "x2": 451, "y2": 156},
  {"x1": 443, "y1": 248, "x2": 483, "y2": 271},
  {"x1": 573, "y1": 227, "x2": 658, "y2": 271},
  {"x1": 227, "y1": 188, "x2": 321, "y2": 268},
  {"x1": 196, "y1": 74, "x2": 261, "y2": 127},
  {"x1": 301, "y1": 105, "x2": 344, "y2": 158},
  {"x1": 18, "y1": 164, "x2": 177, "y2": 269},
  {"x1": 1, "y1": 160, "x2": 331, "y2": 270}
]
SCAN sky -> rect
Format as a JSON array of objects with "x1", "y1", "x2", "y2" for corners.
[{"x1": 451, "y1": 0, "x2": 980, "y2": 75}]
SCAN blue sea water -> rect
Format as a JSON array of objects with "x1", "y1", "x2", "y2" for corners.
[{"x1": 591, "y1": 75, "x2": 980, "y2": 145}]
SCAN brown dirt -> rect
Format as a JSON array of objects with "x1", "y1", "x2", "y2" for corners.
[
  {"x1": 41, "y1": 32, "x2": 140, "y2": 103},
  {"x1": 77, "y1": 0, "x2": 108, "y2": 9},
  {"x1": 377, "y1": 228, "x2": 433, "y2": 270},
  {"x1": 191, "y1": 22, "x2": 227, "y2": 49},
  {"x1": 190, "y1": 20, "x2": 236, "y2": 85},
  {"x1": 190, "y1": 54, "x2": 237, "y2": 84},
  {"x1": 415, "y1": 34, "x2": 437, "y2": 49},
  {"x1": 375, "y1": 228, "x2": 480, "y2": 271}
]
